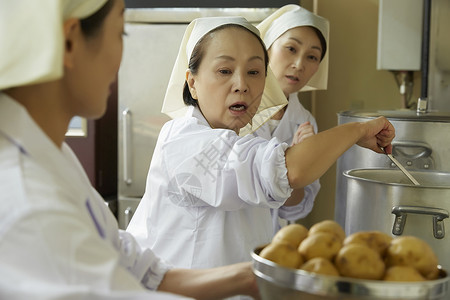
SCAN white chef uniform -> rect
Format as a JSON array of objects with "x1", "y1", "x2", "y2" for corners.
[
  {"x1": 253, "y1": 4, "x2": 329, "y2": 231},
  {"x1": 0, "y1": 0, "x2": 189, "y2": 298},
  {"x1": 0, "y1": 94, "x2": 187, "y2": 300},
  {"x1": 127, "y1": 17, "x2": 292, "y2": 299},
  {"x1": 127, "y1": 105, "x2": 292, "y2": 270},
  {"x1": 127, "y1": 17, "x2": 292, "y2": 274},
  {"x1": 254, "y1": 93, "x2": 321, "y2": 232}
]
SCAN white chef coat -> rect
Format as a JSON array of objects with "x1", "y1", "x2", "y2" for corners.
[
  {"x1": 0, "y1": 93, "x2": 190, "y2": 300},
  {"x1": 127, "y1": 105, "x2": 293, "y2": 270},
  {"x1": 253, "y1": 93, "x2": 320, "y2": 233}
]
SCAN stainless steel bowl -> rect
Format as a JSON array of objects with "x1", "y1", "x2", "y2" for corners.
[{"x1": 251, "y1": 246, "x2": 449, "y2": 300}]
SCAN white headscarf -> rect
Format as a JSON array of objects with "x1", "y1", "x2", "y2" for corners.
[
  {"x1": 0, "y1": 0, "x2": 108, "y2": 90},
  {"x1": 161, "y1": 16, "x2": 288, "y2": 136},
  {"x1": 257, "y1": 4, "x2": 330, "y2": 92}
]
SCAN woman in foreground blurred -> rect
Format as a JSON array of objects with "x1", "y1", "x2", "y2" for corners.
[{"x1": 0, "y1": 1, "x2": 259, "y2": 299}]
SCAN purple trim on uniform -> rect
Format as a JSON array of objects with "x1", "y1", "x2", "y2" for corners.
[
  {"x1": 86, "y1": 199, "x2": 105, "y2": 238},
  {"x1": 0, "y1": 132, "x2": 28, "y2": 155}
]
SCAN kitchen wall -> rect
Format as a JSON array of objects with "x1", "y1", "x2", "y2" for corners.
[{"x1": 298, "y1": 0, "x2": 422, "y2": 228}]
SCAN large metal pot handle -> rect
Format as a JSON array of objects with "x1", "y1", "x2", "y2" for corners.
[
  {"x1": 391, "y1": 205, "x2": 449, "y2": 239},
  {"x1": 392, "y1": 141, "x2": 432, "y2": 160}
]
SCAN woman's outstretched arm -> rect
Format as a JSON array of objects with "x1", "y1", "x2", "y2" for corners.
[
  {"x1": 285, "y1": 116, "x2": 395, "y2": 189},
  {"x1": 158, "y1": 262, "x2": 260, "y2": 300}
]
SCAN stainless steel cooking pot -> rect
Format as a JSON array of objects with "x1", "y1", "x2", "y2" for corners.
[
  {"x1": 344, "y1": 168, "x2": 450, "y2": 271},
  {"x1": 335, "y1": 110, "x2": 450, "y2": 230},
  {"x1": 251, "y1": 245, "x2": 449, "y2": 300}
]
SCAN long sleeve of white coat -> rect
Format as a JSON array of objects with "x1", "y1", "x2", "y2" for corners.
[
  {"x1": 160, "y1": 115, "x2": 293, "y2": 210},
  {"x1": 0, "y1": 94, "x2": 189, "y2": 300},
  {"x1": 118, "y1": 230, "x2": 174, "y2": 290},
  {"x1": 127, "y1": 106, "x2": 293, "y2": 270},
  {"x1": 254, "y1": 93, "x2": 320, "y2": 232}
]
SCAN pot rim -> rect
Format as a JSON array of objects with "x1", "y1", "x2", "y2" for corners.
[
  {"x1": 343, "y1": 168, "x2": 450, "y2": 189},
  {"x1": 338, "y1": 109, "x2": 450, "y2": 122}
]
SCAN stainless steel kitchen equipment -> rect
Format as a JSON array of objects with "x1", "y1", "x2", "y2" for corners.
[
  {"x1": 344, "y1": 168, "x2": 450, "y2": 272},
  {"x1": 251, "y1": 245, "x2": 449, "y2": 300},
  {"x1": 335, "y1": 110, "x2": 450, "y2": 230},
  {"x1": 385, "y1": 151, "x2": 420, "y2": 186},
  {"x1": 382, "y1": 147, "x2": 421, "y2": 186},
  {"x1": 117, "y1": 7, "x2": 277, "y2": 229},
  {"x1": 335, "y1": 0, "x2": 450, "y2": 230}
]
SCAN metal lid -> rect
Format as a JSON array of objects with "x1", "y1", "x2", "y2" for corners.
[{"x1": 338, "y1": 109, "x2": 450, "y2": 122}]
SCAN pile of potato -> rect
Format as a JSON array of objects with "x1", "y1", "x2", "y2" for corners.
[{"x1": 258, "y1": 220, "x2": 441, "y2": 282}]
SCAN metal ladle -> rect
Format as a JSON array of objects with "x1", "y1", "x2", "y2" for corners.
[{"x1": 382, "y1": 147, "x2": 420, "y2": 185}]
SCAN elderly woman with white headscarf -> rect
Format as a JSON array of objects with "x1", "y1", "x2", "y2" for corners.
[
  {"x1": 253, "y1": 4, "x2": 330, "y2": 232},
  {"x1": 0, "y1": 1, "x2": 261, "y2": 299},
  {"x1": 126, "y1": 10, "x2": 395, "y2": 287}
]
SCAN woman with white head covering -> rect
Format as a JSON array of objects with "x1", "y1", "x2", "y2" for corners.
[
  {"x1": 126, "y1": 14, "x2": 395, "y2": 281},
  {"x1": 253, "y1": 4, "x2": 330, "y2": 233},
  {"x1": 0, "y1": 1, "x2": 261, "y2": 299}
]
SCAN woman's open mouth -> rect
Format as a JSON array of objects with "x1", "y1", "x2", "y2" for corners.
[
  {"x1": 229, "y1": 103, "x2": 248, "y2": 115},
  {"x1": 286, "y1": 75, "x2": 299, "y2": 83}
]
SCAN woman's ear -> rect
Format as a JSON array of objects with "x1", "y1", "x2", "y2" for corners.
[
  {"x1": 186, "y1": 69, "x2": 198, "y2": 100},
  {"x1": 63, "y1": 18, "x2": 81, "y2": 69}
]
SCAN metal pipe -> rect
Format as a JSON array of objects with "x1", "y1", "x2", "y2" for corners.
[
  {"x1": 417, "y1": 0, "x2": 432, "y2": 113},
  {"x1": 421, "y1": 0, "x2": 431, "y2": 99}
]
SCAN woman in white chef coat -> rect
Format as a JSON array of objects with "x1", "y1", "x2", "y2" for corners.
[
  {"x1": 253, "y1": 5, "x2": 330, "y2": 232},
  {"x1": 0, "y1": 1, "x2": 260, "y2": 299},
  {"x1": 127, "y1": 15, "x2": 395, "y2": 275}
]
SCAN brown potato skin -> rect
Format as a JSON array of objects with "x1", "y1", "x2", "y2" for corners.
[
  {"x1": 335, "y1": 244, "x2": 385, "y2": 280},
  {"x1": 258, "y1": 222, "x2": 443, "y2": 282},
  {"x1": 343, "y1": 231, "x2": 393, "y2": 256},
  {"x1": 383, "y1": 266, "x2": 426, "y2": 282},
  {"x1": 300, "y1": 257, "x2": 340, "y2": 277},
  {"x1": 273, "y1": 223, "x2": 309, "y2": 248},
  {"x1": 298, "y1": 231, "x2": 342, "y2": 261},
  {"x1": 259, "y1": 242, "x2": 304, "y2": 269},
  {"x1": 308, "y1": 220, "x2": 346, "y2": 242},
  {"x1": 385, "y1": 236, "x2": 439, "y2": 279}
]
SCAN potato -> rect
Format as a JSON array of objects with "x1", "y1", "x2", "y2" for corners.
[
  {"x1": 298, "y1": 231, "x2": 342, "y2": 261},
  {"x1": 383, "y1": 266, "x2": 426, "y2": 282},
  {"x1": 259, "y1": 242, "x2": 304, "y2": 269},
  {"x1": 385, "y1": 236, "x2": 439, "y2": 279},
  {"x1": 308, "y1": 220, "x2": 346, "y2": 242},
  {"x1": 335, "y1": 244, "x2": 385, "y2": 280},
  {"x1": 272, "y1": 223, "x2": 309, "y2": 248},
  {"x1": 300, "y1": 257, "x2": 340, "y2": 277},
  {"x1": 258, "y1": 225, "x2": 444, "y2": 282},
  {"x1": 344, "y1": 231, "x2": 393, "y2": 256},
  {"x1": 423, "y1": 265, "x2": 441, "y2": 280}
]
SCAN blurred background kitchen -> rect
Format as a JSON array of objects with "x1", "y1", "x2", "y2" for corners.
[{"x1": 65, "y1": 0, "x2": 450, "y2": 235}]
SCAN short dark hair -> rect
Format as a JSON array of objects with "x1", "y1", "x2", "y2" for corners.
[
  {"x1": 183, "y1": 24, "x2": 269, "y2": 106},
  {"x1": 310, "y1": 26, "x2": 327, "y2": 62},
  {"x1": 80, "y1": 0, "x2": 115, "y2": 38}
]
